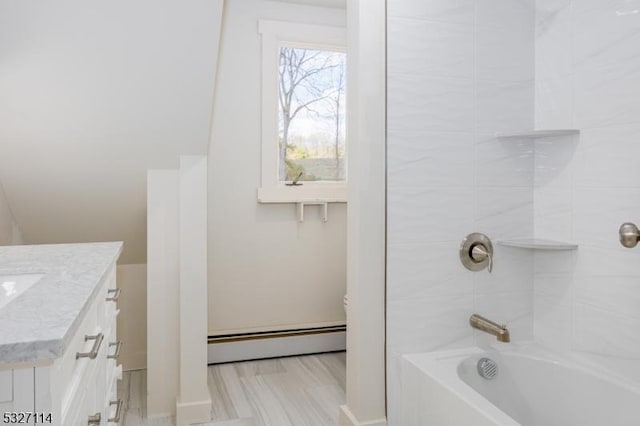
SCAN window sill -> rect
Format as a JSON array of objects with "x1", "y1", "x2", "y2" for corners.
[{"x1": 257, "y1": 184, "x2": 347, "y2": 203}]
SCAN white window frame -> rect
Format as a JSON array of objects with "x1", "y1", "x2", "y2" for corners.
[{"x1": 257, "y1": 19, "x2": 348, "y2": 204}]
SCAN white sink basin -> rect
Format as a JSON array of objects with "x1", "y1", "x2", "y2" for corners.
[{"x1": 0, "y1": 274, "x2": 45, "y2": 310}]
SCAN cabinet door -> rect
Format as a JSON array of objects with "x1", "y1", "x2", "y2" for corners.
[{"x1": 0, "y1": 369, "x2": 35, "y2": 426}]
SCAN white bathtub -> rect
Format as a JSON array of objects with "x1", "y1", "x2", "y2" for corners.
[{"x1": 401, "y1": 345, "x2": 640, "y2": 426}]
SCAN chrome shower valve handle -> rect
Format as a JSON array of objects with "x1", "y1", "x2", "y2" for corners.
[
  {"x1": 471, "y1": 244, "x2": 493, "y2": 273},
  {"x1": 460, "y1": 233, "x2": 494, "y2": 273}
]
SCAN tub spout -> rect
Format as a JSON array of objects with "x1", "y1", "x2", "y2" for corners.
[{"x1": 470, "y1": 314, "x2": 510, "y2": 343}]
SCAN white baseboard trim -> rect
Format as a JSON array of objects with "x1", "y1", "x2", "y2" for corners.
[
  {"x1": 175, "y1": 398, "x2": 212, "y2": 426},
  {"x1": 120, "y1": 351, "x2": 147, "y2": 372},
  {"x1": 208, "y1": 329, "x2": 346, "y2": 364},
  {"x1": 339, "y1": 405, "x2": 387, "y2": 426}
]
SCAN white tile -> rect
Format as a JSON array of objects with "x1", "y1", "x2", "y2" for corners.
[
  {"x1": 387, "y1": 242, "x2": 473, "y2": 301},
  {"x1": 534, "y1": 187, "x2": 573, "y2": 241},
  {"x1": 475, "y1": 187, "x2": 534, "y2": 240},
  {"x1": 476, "y1": 80, "x2": 534, "y2": 134},
  {"x1": 387, "y1": 18, "x2": 474, "y2": 80},
  {"x1": 473, "y1": 245, "x2": 533, "y2": 295},
  {"x1": 535, "y1": 2, "x2": 572, "y2": 81},
  {"x1": 573, "y1": 124, "x2": 640, "y2": 188},
  {"x1": 476, "y1": 0, "x2": 534, "y2": 32},
  {"x1": 572, "y1": 0, "x2": 640, "y2": 68},
  {"x1": 475, "y1": 135, "x2": 534, "y2": 187},
  {"x1": 533, "y1": 135, "x2": 577, "y2": 188},
  {"x1": 573, "y1": 68, "x2": 640, "y2": 129},
  {"x1": 387, "y1": 74, "x2": 475, "y2": 133},
  {"x1": 573, "y1": 29, "x2": 640, "y2": 128},
  {"x1": 387, "y1": 186, "x2": 475, "y2": 244},
  {"x1": 476, "y1": 26, "x2": 534, "y2": 83},
  {"x1": 573, "y1": 188, "x2": 640, "y2": 251},
  {"x1": 533, "y1": 293, "x2": 572, "y2": 352},
  {"x1": 574, "y1": 275, "x2": 640, "y2": 319},
  {"x1": 534, "y1": 274, "x2": 573, "y2": 301},
  {"x1": 387, "y1": 0, "x2": 476, "y2": 24},
  {"x1": 387, "y1": 294, "x2": 474, "y2": 354},
  {"x1": 474, "y1": 290, "x2": 533, "y2": 325},
  {"x1": 534, "y1": 250, "x2": 576, "y2": 275},
  {"x1": 574, "y1": 246, "x2": 640, "y2": 278},
  {"x1": 534, "y1": 77, "x2": 573, "y2": 129},
  {"x1": 573, "y1": 302, "x2": 640, "y2": 359},
  {"x1": 535, "y1": 0, "x2": 571, "y2": 25},
  {"x1": 387, "y1": 131, "x2": 475, "y2": 188}
]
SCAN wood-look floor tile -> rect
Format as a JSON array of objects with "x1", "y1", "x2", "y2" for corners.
[
  {"x1": 122, "y1": 352, "x2": 346, "y2": 426},
  {"x1": 195, "y1": 418, "x2": 257, "y2": 426}
]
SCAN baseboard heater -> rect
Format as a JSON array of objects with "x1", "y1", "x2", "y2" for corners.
[{"x1": 207, "y1": 324, "x2": 346, "y2": 364}]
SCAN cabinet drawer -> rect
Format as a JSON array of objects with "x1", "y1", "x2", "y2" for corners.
[
  {"x1": 0, "y1": 370, "x2": 11, "y2": 403},
  {"x1": 61, "y1": 379, "x2": 88, "y2": 426},
  {"x1": 58, "y1": 286, "x2": 108, "y2": 419}
]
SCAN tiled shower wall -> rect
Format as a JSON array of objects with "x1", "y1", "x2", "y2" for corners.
[
  {"x1": 534, "y1": 0, "x2": 640, "y2": 384},
  {"x1": 386, "y1": 1, "x2": 535, "y2": 424}
]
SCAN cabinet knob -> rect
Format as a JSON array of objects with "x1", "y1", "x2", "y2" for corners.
[{"x1": 619, "y1": 222, "x2": 640, "y2": 248}]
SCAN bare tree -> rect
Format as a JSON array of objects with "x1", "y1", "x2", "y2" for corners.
[{"x1": 278, "y1": 47, "x2": 338, "y2": 181}]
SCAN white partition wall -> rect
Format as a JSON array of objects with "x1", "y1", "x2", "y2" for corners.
[
  {"x1": 147, "y1": 170, "x2": 180, "y2": 417},
  {"x1": 177, "y1": 156, "x2": 211, "y2": 425},
  {"x1": 339, "y1": 0, "x2": 387, "y2": 425},
  {"x1": 147, "y1": 158, "x2": 212, "y2": 424}
]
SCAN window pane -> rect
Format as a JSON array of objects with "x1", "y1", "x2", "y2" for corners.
[{"x1": 278, "y1": 47, "x2": 346, "y2": 182}]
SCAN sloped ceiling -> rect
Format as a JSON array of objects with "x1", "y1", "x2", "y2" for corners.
[{"x1": 0, "y1": 0, "x2": 223, "y2": 263}]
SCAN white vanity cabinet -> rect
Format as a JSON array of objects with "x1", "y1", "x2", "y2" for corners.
[{"x1": 0, "y1": 263, "x2": 123, "y2": 426}]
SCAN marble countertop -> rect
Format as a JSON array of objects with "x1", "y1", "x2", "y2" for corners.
[{"x1": 0, "y1": 242, "x2": 122, "y2": 365}]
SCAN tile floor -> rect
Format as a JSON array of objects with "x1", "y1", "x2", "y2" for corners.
[{"x1": 119, "y1": 352, "x2": 346, "y2": 426}]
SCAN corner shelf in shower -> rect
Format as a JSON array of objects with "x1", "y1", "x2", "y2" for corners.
[
  {"x1": 497, "y1": 238, "x2": 578, "y2": 251},
  {"x1": 495, "y1": 129, "x2": 580, "y2": 139}
]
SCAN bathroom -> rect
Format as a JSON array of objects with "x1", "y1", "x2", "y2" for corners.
[{"x1": 0, "y1": 0, "x2": 638, "y2": 425}]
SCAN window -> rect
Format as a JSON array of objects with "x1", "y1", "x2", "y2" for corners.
[{"x1": 258, "y1": 20, "x2": 347, "y2": 203}]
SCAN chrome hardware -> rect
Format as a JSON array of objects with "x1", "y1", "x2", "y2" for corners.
[
  {"x1": 76, "y1": 333, "x2": 104, "y2": 359},
  {"x1": 460, "y1": 233, "x2": 494, "y2": 273},
  {"x1": 108, "y1": 341, "x2": 123, "y2": 359},
  {"x1": 470, "y1": 314, "x2": 510, "y2": 342},
  {"x1": 109, "y1": 399, "x2": 124, "y2": 423},
  {"x1": 619, "y1": 222, "x2": 640, "y2": 248},
  {"x1": 477, "y1": 357, "x2": 499, "y2": 380},
  {"x1": 106, "y1": 288, "x2": 121, "y2": 302},
  {"x1": 88, "y1": 413, "x2": 101, "y2": 425}
]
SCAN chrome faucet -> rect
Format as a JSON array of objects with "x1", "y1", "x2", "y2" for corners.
[{"x1": 469, "y1": 314, "x2": 510, "y2": 343}]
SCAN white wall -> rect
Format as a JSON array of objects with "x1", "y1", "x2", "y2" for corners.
[
  {"x1": 386, "y1": 1, "x2": 535, "y2": 424},
  {"x1": 533, "y1": 0, "x2": 640, "y2": 384},
  {"x1": 0, "y1": 182, "x2": 22, "y2": 245},
  {"x1": 207, "y1": 0, "x2": 347, "y2": 335},
  {"x1": 0, "y1": 0, "x2": 222, "y2": 264}
]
